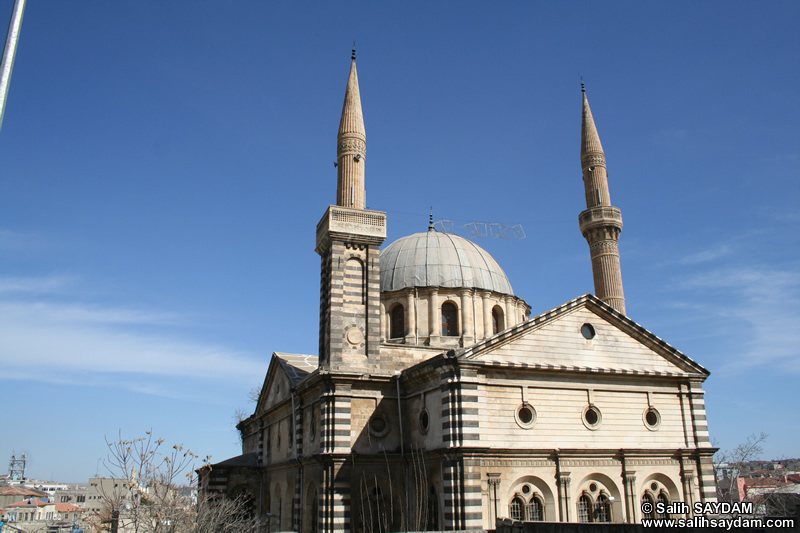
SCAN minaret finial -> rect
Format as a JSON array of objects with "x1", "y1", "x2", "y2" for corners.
[
  {"x1": 428, "y1": 207, "x2": 434, "y2": 231},
  {"x1": 352, "y1": 41, "x2": 356, "y2": 61},
  {"x1": 581, "y1": 76, "x2": 585, "y2": 93}
]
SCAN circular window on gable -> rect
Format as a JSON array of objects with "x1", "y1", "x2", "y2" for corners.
[
  {"x1": 515, "y1": 403, "x2": 537, "y2": 429},
  {"x1": 419, "y1": 409, "x2": 430, "y2": 434},
  {"x1": 369, "y1": 415, "x2": 389, "y2": 437},
  {"x1": 582, "y1": 405, "x2": 602, "y2": 430},
  {"x1": 643, "y1": 407, "x2": 661, "y2": 430},
  {"x1": 581, "y1": 323, "x2": 596, "y2": 340}
]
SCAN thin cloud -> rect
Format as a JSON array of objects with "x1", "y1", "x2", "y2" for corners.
[
  {"x1": 0, "y1": 276, "x2": 266, "y2": 396},
  {"x1": 679, "y1": 243, "x2": 732, "y2": 265},
  {"x1": 677, "y1": 265, "x2": 800, "y2": 374},
  {"x1": 5, "y1": 300, "x2": 184, "y2": 326},
  {"x1": 0, "y1": 274, "x2": 77, "y2": 295}
]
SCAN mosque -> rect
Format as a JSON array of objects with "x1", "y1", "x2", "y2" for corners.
[{"x1": 200, "y1": 51, "x2": 717, "y2": 532}]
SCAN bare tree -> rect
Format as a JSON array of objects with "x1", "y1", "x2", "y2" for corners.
[
  {"x1": 714, "y1": 432, "x2": 768, "y2": 505},
  {"x1": 101, "y1": 431, "x2": 262, "y2": 533}
]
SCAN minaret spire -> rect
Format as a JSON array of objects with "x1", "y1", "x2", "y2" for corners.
[
  {"x1": 336, "y1": 48, "x2": 366, "y2": 209},
  {"x1": 578, "y1": 87, "x2": 626, "y2": 314}
]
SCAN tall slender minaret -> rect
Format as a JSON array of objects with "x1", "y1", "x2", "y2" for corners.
[
  {"x1": 578, "y1": 85, "x2": 626, "y2": 314},
  {"x1": 316, "y1": 49, "x2": 386, "y2": 372},
  {"x1": 336, "y1": 47, "x2": 367, "y2": 208}
]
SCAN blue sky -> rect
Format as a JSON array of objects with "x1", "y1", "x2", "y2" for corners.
[{"x1": 1, "y1": 1, "x2": 798, "y2": 483}]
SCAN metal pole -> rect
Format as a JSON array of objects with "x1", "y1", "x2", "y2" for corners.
[{"x1": 0, "y1": 0, "x2": 26, "y2": 134}]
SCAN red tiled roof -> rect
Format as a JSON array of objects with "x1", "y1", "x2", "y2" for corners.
[
  {"x1": 743, "y1": 477, "x2": 778, "y2": 487},
  {"x1": 55, "y1": 502, "x2": 82, "y2": 512},
  {"x1": 0, "y1": 485, "x2": 48, "y2": 497}
]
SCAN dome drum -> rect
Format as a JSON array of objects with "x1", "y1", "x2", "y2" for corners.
[
  {"x1": 380, "y1": 287, "x2": 529, "y2": 348},
  {"x1": 379, "y1": 232, "x2": 530, "y2": 348}
]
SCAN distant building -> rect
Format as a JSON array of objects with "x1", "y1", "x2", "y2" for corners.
[
  {"x1": 202, "y1": 52, "x2": 717, "y2": 531},
  {"x1": 0, "y1": 484, "x2": 48, "y2": 509},
  {"x1": 4, "y1": 497, "x2": 84, "y2": 525}
]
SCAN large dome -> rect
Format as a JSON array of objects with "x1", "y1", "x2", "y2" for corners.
[{"x1": 380, "y1": 230, "x2": 514, "y2": 295}]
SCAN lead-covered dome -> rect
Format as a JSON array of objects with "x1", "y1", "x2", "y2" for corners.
[{"x1": 380, "y1": 230, "x2": 514, "y2": 295}]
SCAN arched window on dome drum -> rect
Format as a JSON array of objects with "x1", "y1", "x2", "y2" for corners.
[
  {"x1": 390, "y1": 304, "x2": 405, "y2": 339},
  {"x1": 492, "y1": 305, "x2": 504, "y2": 335},
  {"x1": 509, "y1": 496, "x2": 524, "y2": 521},
  {"x1": 595, "y1": 494, "x2": 611, "y2": 522},
  {"x1": 578, "y1": 494, "x2": 592, "y2": 523},
  {"x1": 441, "y1": 302, "x2": 458, "y2": 336}
]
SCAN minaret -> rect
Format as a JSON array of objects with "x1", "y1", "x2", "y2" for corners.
[
  {"x1": 578, "y1": 85, "x2": 626, "y2": 314},
  {"x1": 336, "y1": 47, "x2": 367, "y2": 208},
  {"x1": 316, "y1": 49, "x2": 386, "y2": 372}
]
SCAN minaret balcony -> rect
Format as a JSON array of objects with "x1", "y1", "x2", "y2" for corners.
[
  {"x1": 579, "y1": 206, "x2": 623, "y2": 234},
  {"x1": 316, "y1": 205, "x2": 387, "y2": 252}
]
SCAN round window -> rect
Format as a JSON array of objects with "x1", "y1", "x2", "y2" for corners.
[
  {"x1": 589, "y1": 483, "x2": 598, "y2": 493},
  {"x1": 369, "y1": 415, "x2": 389, "y2": 437},
  {"x1": 582, "y1": 405, "x2": 602, "y2": 430},
  {"x1": 521, "y1": 484, "x2": 531, "y2": 494},
  {"x1": 515, "y1": 403, "x2": 537, "y2": 429},
  {"x1": 644, "y1": 408, "x2": 661, "y2": 430},
  {"x1": 581, "y1": 323, "x2": 596, "y2": 340},
  {"x1": 419, "y1": 409, "x2": 430, "y2": 433},
  {"x1": 651, "y1": 482, "x2": 659, "y2": 492}
]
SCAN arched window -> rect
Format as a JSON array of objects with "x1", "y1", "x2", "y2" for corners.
[
  {"x1": 390, "y1": 304, "x2": 405, "y2": 339},
  {"x1": 641, "y1": 493, "x2": 655, "y2": 519},
  {"x1": 492, "y1": 306, "x2": 504, "y2": 334},
  {"x1": 309, "y1": 488, "x2": 318, "y2": 533},
  {"x1": 595, "y1": 494, "x2": 611, "y2": 522},
  {"x1": 441, "y1": 302, "x2": 458, "y2": 336},
  {"x1": 526, "y1": 495, "x2": 544, "y2": 521},
  {"x1": 509, "y1": 496, "x2": 525, "y2": 521},
  {"x1": 657, "y1": 491, "x2": 670, "y2": 518},
  {"x1": 578, "y1": 494, "x2": 592, "y2": 523},
  {"x1": 343, "y1": 258, "x2": 365, "y2": 305},
  {"x1": 426, "y1": 487, "x2": 438, "y2": 531}
]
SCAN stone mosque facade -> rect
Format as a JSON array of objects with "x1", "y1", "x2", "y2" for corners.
[{"x1": 201, "y1": 52, "x2": 717, "y2": 532}]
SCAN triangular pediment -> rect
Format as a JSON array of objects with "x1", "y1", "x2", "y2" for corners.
[
  {"x1": 459, "y1": 294, "x2": 708, "y2": 378},
  {"x1": 256, "y1": 352, "x2": 318, "y2": 414}
]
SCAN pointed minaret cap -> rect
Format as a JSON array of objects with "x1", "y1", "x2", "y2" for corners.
[
  {"x1": 581, "y1": 85, "x2": 605, "y2": 159},
  {"x1": 338, "y1": 49, "x2": 365, "y2": 139}
]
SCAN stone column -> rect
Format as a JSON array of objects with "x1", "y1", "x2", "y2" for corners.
[
  {"x1": 481, "y1": 291, "x2": 492, "y2": 339},
  {"x1": 405, "y1": 290, "x2": 416, "y2": 343},
  {"x1": 505, "y1": 296, "x2": 515, "y2": 328},
  {"x1": 623, "y1": 471, "x2": 637, "y2": 523},
  {"x1": 681, "y1": 466, "x2": 696, "y2": 518},
  {"x1": 379, "y1": 300, "x2": 386, "y2": 342},
  {"x1": 461, "y1": 290, "x2": 474, "y2": 345},
  {"x1": 428, "y1": 289, "x2": 439, "y2": 345},
  {"x1": 557, "y1": 472, "x2": 571, "y2": 522},
  {"x1": 487, "y1": 474, "x2": 501, "y2": 524}
]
